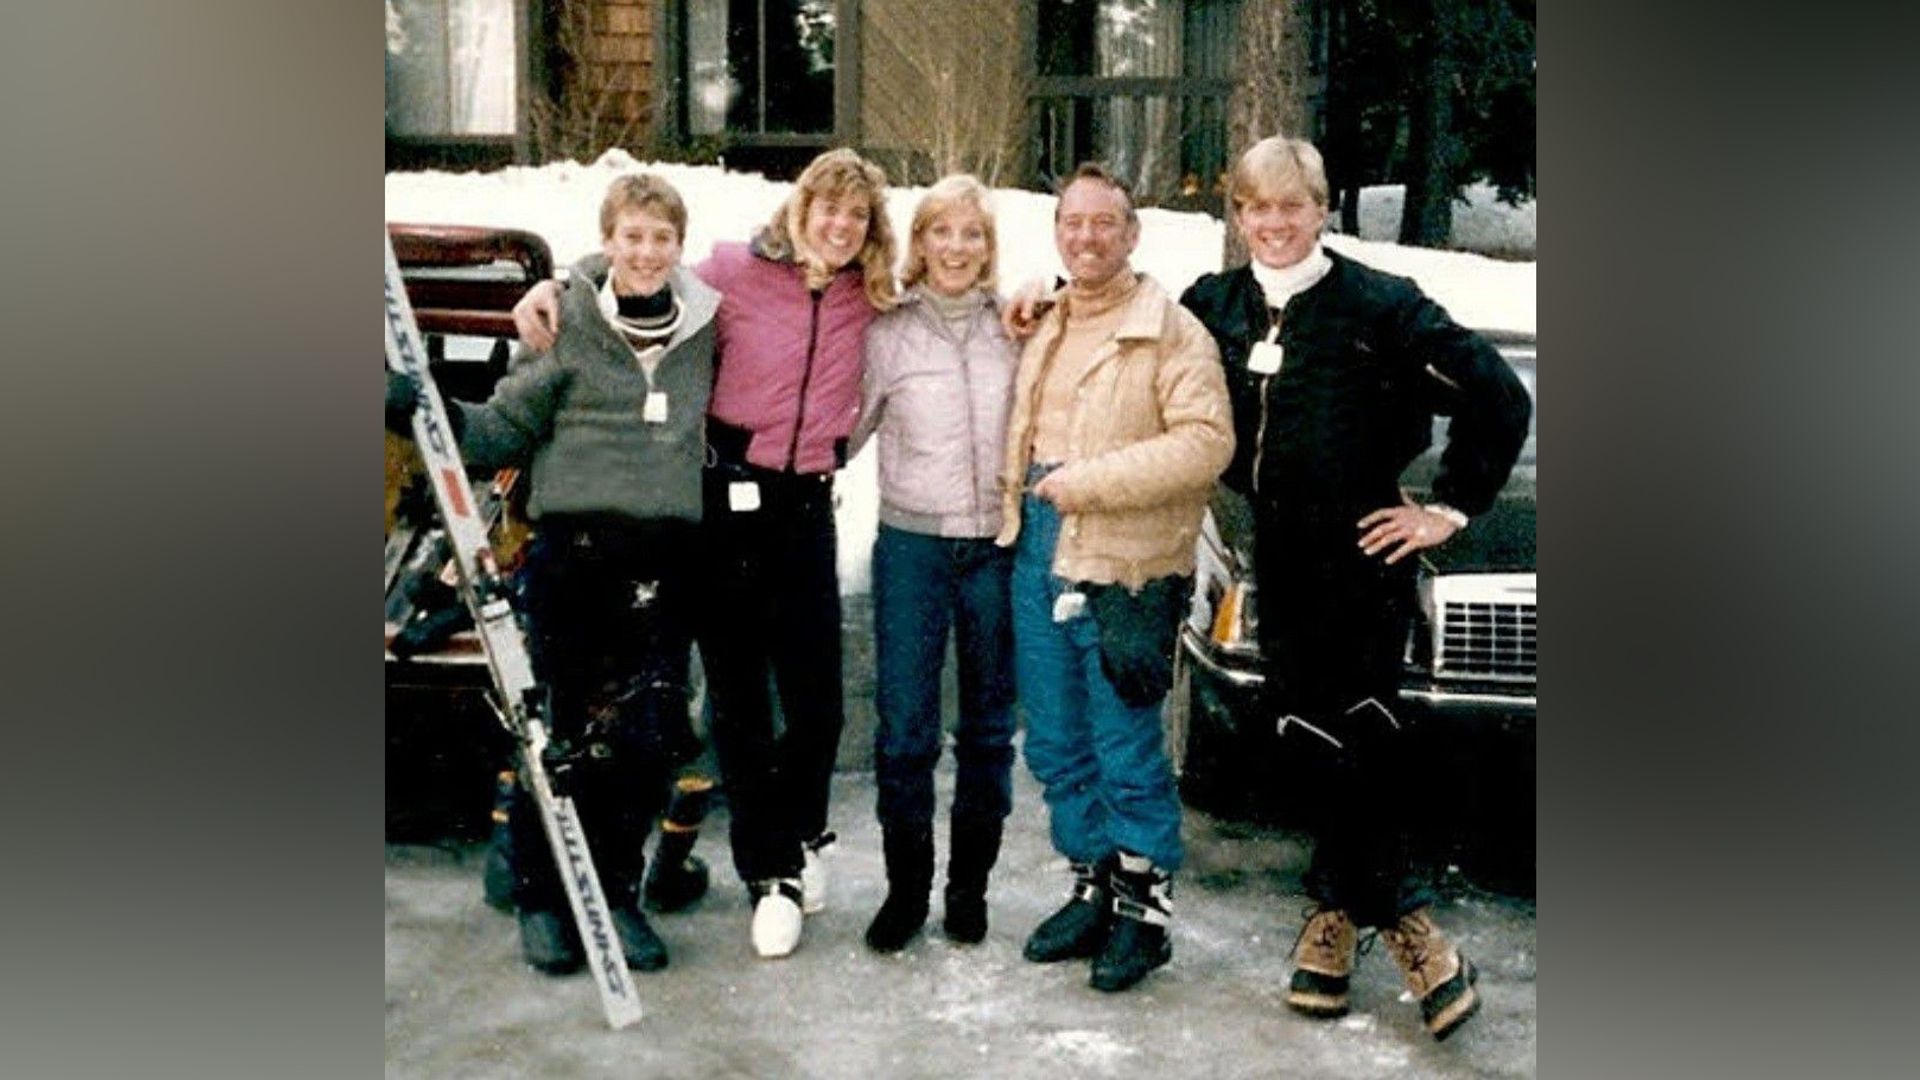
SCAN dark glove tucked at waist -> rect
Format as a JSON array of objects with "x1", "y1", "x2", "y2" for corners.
[{"x1": 1085, "y1": 575, "x2": 1191, "y2": 708}]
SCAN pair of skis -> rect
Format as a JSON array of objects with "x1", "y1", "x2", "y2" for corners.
[{"x1": 383, "y1": 234, "x2": 644, "y2": 1029}]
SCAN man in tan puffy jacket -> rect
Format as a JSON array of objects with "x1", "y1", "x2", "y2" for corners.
[{"x1": 997, "y1": 163, "x2": 1233, "y2": 993}]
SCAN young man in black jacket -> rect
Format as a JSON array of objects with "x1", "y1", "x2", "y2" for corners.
[{"x1": 1179, "y1": 135, "x2": 1531, "y2": 1041}]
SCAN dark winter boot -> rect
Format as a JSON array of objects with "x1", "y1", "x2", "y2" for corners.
[
  {"x1": 1381, "y1": 907, "x2": 1481, "y2": 1041},
  {"x1": 612, "y1": 904, "x2": 670, "y2": 972},
  {"x1": 942, "y1": 818, "x2": 1004, "y2": 945},
  {"x1": 482, "y1": 769, "x2": 517, "y2": 913},
  {"x1": 596, "y1": 866, "x2": 671, "y2": 972},
  {"x1": 644, "y1": 775, "x2": 715, "y2": 913},
  {"x1": 518, "y1": 908, "x2": 584, "y2": 975},
  {"x1": 865, "y1": 824, "x2": 935, "y2": 953},
  {"x1": 1023, "y1": 855, "x2": 1113, "y2": 963},
  {"x1": 1089, "y1": 852, "x2": 1173, "y2": 992},
  {"x1": 1286, "y1": 906, "x2": 1357, "y2": 1017}
]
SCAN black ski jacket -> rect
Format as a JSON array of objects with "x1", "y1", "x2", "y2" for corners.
[{"x1": 1178, "y1": 252, "x2": 1530, "y2": 531}]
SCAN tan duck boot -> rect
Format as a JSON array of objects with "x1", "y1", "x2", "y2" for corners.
[
  {"x1": 1381, "y1": 908, "x2": 1482, "y2": 1041},
  {"x1": 1286, "y1": 906, "x2": 1357, "y2": 1017}
]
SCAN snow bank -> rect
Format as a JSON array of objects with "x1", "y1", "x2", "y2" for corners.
[
  {"x1": 386, "y1": 151, "x2": 1536, "y2": 593},
  {"x1": 1335, "y1": 181, "x2": 1537, "y2": 260}
]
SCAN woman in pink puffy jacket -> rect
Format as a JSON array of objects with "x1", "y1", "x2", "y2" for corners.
[{"x1": 513, "y1": 149, "x2": 899, "y2": 960}]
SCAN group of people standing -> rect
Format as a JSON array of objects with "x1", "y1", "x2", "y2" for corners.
[{"x1": 386, "y1": 133, "x2": 1529, "y2": 1042}]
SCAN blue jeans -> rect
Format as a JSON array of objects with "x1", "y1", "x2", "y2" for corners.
[
  {"x1": 872, "y1": 524, "x2": 1016, "y2": 831},
  {"x1": 1012, "y1": 488, "x2": 1185, "y2": 871}
]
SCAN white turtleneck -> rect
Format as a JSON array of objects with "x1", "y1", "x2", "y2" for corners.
[{"x1": 1249, "y1": 243, "x2": 1332, "y2": 312}]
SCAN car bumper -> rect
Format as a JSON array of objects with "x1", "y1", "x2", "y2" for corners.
[
  {"x1": 1178, "y1": 624, "x2": 1536, "y2": 725},
  {"x1": 1177, "y1": 624, "x2": 1536, "y2": 896}
]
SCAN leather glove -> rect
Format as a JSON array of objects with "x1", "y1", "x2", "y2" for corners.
[
  {"x1": 385, "y1": 370, "x2": 465, "y2": 440},
  {"x1": 1085, "y1": 576, "x2": 1189, "y2": 708},
  {"x1": 385, "y1": 370, "x2": 421, "y2": 436}
]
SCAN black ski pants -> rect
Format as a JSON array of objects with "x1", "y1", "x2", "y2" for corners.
[
  {"x1": 509, "y1": 515, "x2": 697, "y2": 913},
  {"x1": 1255, "y1": 515, "x2": 1435, "y2": 929},
  {"x1": 696, "y1": 466, "x2": 846, "y2": 885}
]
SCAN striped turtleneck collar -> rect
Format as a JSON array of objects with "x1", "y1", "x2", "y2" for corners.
[{"x1": 597, "y1": 274, "x2": 683, "y2": 350}]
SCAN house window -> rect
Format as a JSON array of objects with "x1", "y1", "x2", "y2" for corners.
[
  {"x1": 687, "y1": 0, "x2": 837, "y2": 136},
  {"x1": 385, "y1": 0, "x2": 518, "y2": 137},
  {"x1": 1032, "y1": 0, "x2": 1237, "y2": 205}
]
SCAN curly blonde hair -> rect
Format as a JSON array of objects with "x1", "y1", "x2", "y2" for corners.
[
  {"x1": 901, "y1": 174, "x2": 998, "y2": 295},
  {"x1": 757, "y1": 148, "x2": 899, "y2": 311}
]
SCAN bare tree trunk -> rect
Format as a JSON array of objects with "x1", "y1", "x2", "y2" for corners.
[
  {"x1": 1324, "y1": 0, "x2": 1363, "y2": 235},
  {"x1": 1225, "y1": 0, "x2": 1312, "y2": 268},
  {"x1": 1397, "y1": 3, "x2": 1459, "y2": 248},
  {"x1": 884, "y1": 6, "x2": 1029, "y2": 188}
]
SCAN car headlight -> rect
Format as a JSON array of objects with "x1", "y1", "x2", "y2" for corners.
[{"x1": 1209, "y1": 580, "x2": 1260, "y2": 657}]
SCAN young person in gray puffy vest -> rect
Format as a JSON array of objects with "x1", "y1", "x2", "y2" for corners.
[{"x1": 385, "y1": 174, "x2": 719, "y2": 976}]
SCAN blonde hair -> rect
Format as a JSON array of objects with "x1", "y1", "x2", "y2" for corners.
[
  {"x1": 757, "y1": 148, "x2": 899, "y2": 311},
  {"x1": 1228, "y1": 135, "x2": 1330, "y2": 211},
  {"x1": 900, "y1": 174, "x2": 998, "y2": 294},
  {"x1": 600, "y1": 173, "x2": 688, "y2": 241}
]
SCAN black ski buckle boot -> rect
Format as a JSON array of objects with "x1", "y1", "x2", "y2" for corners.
[
  {"x1": 1090, "y1": 852, "x2": 1172, "y2": 992},
  {"x1": 645, "y1": 776, "x2": 714, "y2": 913},
  {"x1": 482, "y1": 769, "x2": 517, "y2": 913},
  {"x1": 611, "y1": 904, "x2": 670, "y2": 972},
  {"x1": 518, "y1": 908, "x2": 585, "y2": 975},
  {"x1": 1023, "y1": 855, "x2": 1113, "y2": 963}
]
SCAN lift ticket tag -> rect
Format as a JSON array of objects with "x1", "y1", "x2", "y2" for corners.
[
  {"x1": 642, "y1": 391, "x2": 669, "y2": 424},
  {"x1": 728, "y1": 481, "x2": 761, "y2": 512},
  {"x1": 1247, "y1": 341, "x2": 1284, "y2": 375}
]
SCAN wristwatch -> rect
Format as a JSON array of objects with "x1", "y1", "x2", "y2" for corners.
[{"x1": 1425, "y1": 503, "x2": 1469, "y2": 529}]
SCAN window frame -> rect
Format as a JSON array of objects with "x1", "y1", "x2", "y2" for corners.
[
  {"x1": 659, "y1": 0, "x2": 862, "y2": 153},
  {"x1": 385, "y1": 0, "x2": 535, "y2": 171},
  {"x1": 1021, "y1": 0, "x2": 1238, "y2": 205}
]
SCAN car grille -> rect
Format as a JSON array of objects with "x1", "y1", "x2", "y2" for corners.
[{"x1": 1430, "y1": 574, "x2": 1536, "y2": 684}]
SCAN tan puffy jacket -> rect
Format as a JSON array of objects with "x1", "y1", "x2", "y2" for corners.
[{"x1": 995, "y1": 274, "x2": 1234, "y2": 589}]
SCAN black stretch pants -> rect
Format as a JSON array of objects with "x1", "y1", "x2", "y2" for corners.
[
  {"x1": 509, "y1": 516, "x2": 696, "y2": 913},
  {"x1": 1256, "y1": 516, "x2": 1435, "y2": 928},
  {"x1": 696, "y1": 466, "x2": 845, "y2": 885}
]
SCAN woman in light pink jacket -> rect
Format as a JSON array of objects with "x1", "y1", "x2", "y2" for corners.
[{"x1": 847, "y1": 175, "x2": 1018, "y2": 952}]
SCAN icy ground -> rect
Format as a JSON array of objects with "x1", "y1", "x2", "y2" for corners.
[{"x1": 385, "y1": 768, "x2": 1537, "y2": 1079}]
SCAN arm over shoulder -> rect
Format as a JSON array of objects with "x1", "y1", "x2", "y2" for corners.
[{"x1": 847, "y1": 319, "x2": 897, "y2": 459}]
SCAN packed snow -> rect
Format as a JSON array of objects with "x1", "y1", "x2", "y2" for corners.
[{"x1": 385, "y1": 150, "x2": 1537, "y2": 593}]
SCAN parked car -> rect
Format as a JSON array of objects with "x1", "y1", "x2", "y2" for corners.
[
  {"x1": 383, "y1": 223, "x2": 554, "y2": 840},
  {"x1": 1167, "y1": 330, "x2": 1536, "y2": 894}
]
